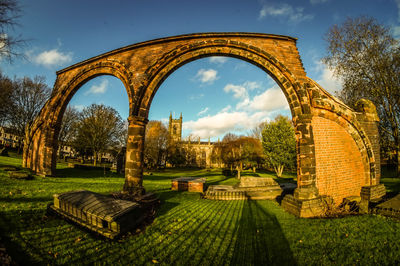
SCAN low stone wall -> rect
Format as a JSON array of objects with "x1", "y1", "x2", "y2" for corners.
[{"x1": 204, "y1": 177, "x2": 283, "y2": 200}]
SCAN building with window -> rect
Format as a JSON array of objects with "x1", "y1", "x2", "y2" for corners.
[
  {"x1": 168, "y1": 113, "x2": 220, "y2": 168},
  {"x1": 0, "y1": 127, "x2": 22, "y2": 148}
]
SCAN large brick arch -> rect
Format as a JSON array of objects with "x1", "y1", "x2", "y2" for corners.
[
  {"x1": 23, "y1": 60, "x2": 134, "y2": 174},
  {"x1": 23, "y1": 32, "x2": 383, "y2": 217},
  {"x1": 137, "y1": 43, "x2": 306, "y2": 118}
]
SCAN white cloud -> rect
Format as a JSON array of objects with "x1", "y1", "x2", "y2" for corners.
[
  {"x1": 223, "y1": 81, "x2": 261, "y2": 100},
  {"x1": 259, "y1": 3, "x2": 314, "y2": 23},
  {"x1": 243, "y1": 81, "x2": 262, "y2": 90},
  {"x1": 249, "y1": 87, "x2": 289, "y2": 111},
  {"x1": 209, "y1": 56, "x2": 228, "y2": 64},
  {"x1": 189, "y1": 93, "x2": 204, "y2": 100},
  {"x1": 223, "y1": 81, "x2": 287, "y2": 112},
  {"x1": 33, "y1": 48, "x2": 73, "y2": 67},
  {"x1": 183, "y1": 110, "x2": 275, "y2": 139},
  {"x1": 223, "y1": 84, "x2": 248, "y2": 99},
  {"x1": 221, "y1": 105, "x2": 232, "y2": 112},
  {"x1": 314, "y1": 61, "x2": 342, "y2": 95},
  {"x1": 197, "y1": 107, "x2": 209, "y2": 116},
  {"x1": 84, "y1": 79, "x2": 109, "y2": 95},
  {"x1": 310, "y1": 0, "x2": 328, "y2": 4},
  {"x1": 183, "y1": 82, "x2": 290, "y2": 138},
  {"x1": 195, "y1": 69, "x2": 218, "y2": 84},
  {"x1": 72, "y1": 105, "x2": 85, "y2": 111}
]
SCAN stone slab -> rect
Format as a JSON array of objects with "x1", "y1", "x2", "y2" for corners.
[
  {"x1": 49, "y1": 190, "x2": 144, "y2": 239},
  {"x1": 204, "y1": 177, "x2": 283, "y2": 201},
  {"x1": 238, "y1": 176, "x2": 279, "y2": 187}
]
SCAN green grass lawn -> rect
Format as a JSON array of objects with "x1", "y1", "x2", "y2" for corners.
[{"x1": 1, "y1": 155, "x2": 400, "y2": 265}]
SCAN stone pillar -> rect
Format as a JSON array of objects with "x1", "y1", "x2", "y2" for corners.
[
  {"x1": 355, "y1": 99, "x2": 381, "y2": 184},
  {"x1": 26, "y1": 124, "x2": 56, "y2": 177},
  {"x1": 123, "y1": 115, "x2": 148, "y2": 196},
  {"x1": 355, "y1": 99, "x2": 386, "y2": 213},
  {"x1": 281, "y1": 114, "x2": 327, "y2": 218}
]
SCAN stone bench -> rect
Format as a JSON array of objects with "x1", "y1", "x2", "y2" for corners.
[
  {"x1": 171, "y1": 177, "x2": 206, "y2": 192},
  {"x1": 49, "y1": 190, "x2": 144, "y2": 239}
]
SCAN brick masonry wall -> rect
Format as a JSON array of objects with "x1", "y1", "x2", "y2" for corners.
[{"x1": 313, "y1": 116, "x2": 366, "y2": 205}]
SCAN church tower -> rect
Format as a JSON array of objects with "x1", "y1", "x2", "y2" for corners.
[{"x1": 168, "y1": 112, "x2": 182, "y2": 143}]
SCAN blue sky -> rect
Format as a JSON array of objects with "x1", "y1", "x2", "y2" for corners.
[{"x1": 1, "y1": 0, "x2": 399, "y2": 140}]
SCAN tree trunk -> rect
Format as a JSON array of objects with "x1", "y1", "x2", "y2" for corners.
[
  {"x1": 396, "y1": 143, "x2": 400, "y2": 177},
  {"x1": 274, "y1": 164, "x2": 284, "y2": 177},
  {"x1": 93, "y1": 151, "x2": 97, "y2": 166}
]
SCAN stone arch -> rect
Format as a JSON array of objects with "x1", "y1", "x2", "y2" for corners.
[
  {"x1": 23, "y1": 60, "x2": 134, "y2": 175},
  {"x1": 23, "y1": 32, "x2": 384, "y2": 217},
  {"x1": 136, "y1": 42, "x2": 308, "y2": 119}
]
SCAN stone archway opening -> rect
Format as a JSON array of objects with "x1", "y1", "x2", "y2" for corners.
[
  {"x1": 56, "y1": 75, "x2": 129, "y2": 168},
  {"x1": 148, "y1": 54, "x2": 294, "y2": 176}
]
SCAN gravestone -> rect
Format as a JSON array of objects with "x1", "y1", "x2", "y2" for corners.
[{"x1": 49, "y1": 190, "x2": 145, "y2": 239}]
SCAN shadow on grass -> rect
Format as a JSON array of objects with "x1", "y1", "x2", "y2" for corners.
[
  {"x1": 144, "y1": 171, "x2": 222, "y2": 181},
  {"x1": 230, "y1": 200, "x2": 296, "y2": 265},
  {"x1": 274, "y1": 176, "x2": 297, "y2": 185},
  {"x1": 0, "y1": 209, "x2": 53, "y2": 265},
  {"x1": 0, "y1": 196, "x2": 53, "y2": 203},
  {"x1": 54, "y1": 167, "x2": 123, "y2": 179},
  {"x1": 241, "y1": 172, "x2": 260, "y2": 177}
]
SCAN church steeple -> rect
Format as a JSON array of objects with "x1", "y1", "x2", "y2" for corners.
[{"x1": 168, "y1": 112, "x2": 182, "y2": 143}]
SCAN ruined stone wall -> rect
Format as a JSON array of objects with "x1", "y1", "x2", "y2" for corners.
[{"x1": 313, "y1": 116, "x2": 367, "y2": 205}]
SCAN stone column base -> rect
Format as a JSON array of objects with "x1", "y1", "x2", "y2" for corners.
[
  {"x1": 281, "y1": 194, "x2": 331, "y2": 218},
  {"x1": 360, "y1": 183, "x2": 386, "y2": 213}
]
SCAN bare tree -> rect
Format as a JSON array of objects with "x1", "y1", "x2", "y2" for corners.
[
  {"x1": 57, "y1": 106, "x2": 79, "y2": 157},
  {"x1": 8, "y1": 76, "x2": 51, "y2": 151},
  {"x1": 249, "y1": 121, "x2": 267, "y2": 140},
  {"x1": 0, "y1": 72, "x2": 14, "y2": 126},
  {"x1": 0, "y1": 0, "x2": 24, "y2": 62},
  {"x1": 323, "y1": 16, "x2": 400, "y2": 175}
]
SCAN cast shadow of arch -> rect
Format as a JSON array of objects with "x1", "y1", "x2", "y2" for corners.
[{"x1": 230, "y1": 200, "x2": 296, "y2": 265}]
